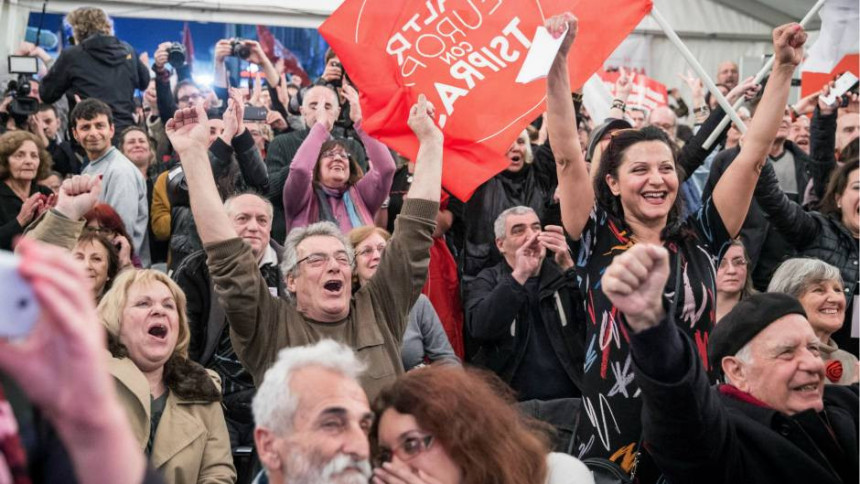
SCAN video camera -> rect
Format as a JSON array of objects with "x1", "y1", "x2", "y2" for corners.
[{"x1": 5, "y1": 55, "x2": 40, "y2": 123}]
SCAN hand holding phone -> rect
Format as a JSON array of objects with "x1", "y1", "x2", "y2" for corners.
[{"x1": 0, "y1": 250, "x2": 39, "y2": 339}]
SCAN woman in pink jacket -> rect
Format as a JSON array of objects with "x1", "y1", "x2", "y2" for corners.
[{"x1": 283, "y1": 83, "x2": 395, "y2": 234}]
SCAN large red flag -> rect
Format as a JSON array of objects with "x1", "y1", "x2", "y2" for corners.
[{"x1": 320, "y1": 0, "x2": 652, "y2": 200}]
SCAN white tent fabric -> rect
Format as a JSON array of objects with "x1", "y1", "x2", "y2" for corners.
[{"x1": 0, "y1": 0, "x2": 819, "y2": 104}]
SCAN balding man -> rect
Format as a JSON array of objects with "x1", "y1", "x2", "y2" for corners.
[
  {"x1": 265, "y1": 85, "x2": 370, "y2": 243},
  {"x1": 602, "y1": 244, "x2": 858, "y2": 484},
  {"x1": 172, "y1": 192, "x2": 284, "y2": 451},
  {"x1": 716, "y1": 61, "x2": 739, "y2": 90}
]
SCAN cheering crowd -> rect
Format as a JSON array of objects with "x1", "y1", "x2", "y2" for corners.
[{"x1": 0, "y1": 6, "x2": 857, "y2": 484}]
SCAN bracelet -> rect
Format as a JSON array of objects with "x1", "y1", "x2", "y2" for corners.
[
  {"x1": 611, "y1": 98, "x2": 626, "y2": 112},
  {"x1": 572, "y1": 92, "x2": 583, "y2": 103}
]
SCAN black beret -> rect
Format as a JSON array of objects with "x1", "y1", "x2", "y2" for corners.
[
  {"x1": 709, "y1": 293, "x2": 807, "y2": 373},
  {"x1": 586, "y1": 118, "x2": 632, "y2": 161}
]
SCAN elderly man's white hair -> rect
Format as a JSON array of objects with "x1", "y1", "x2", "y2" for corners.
[{"x1": 252, "y1": 339, "x2": 366, "y2": 435}]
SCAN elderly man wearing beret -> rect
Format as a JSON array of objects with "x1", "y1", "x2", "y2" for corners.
[{"x1": 601, "y1": 243, "x2": 858, "y2": 484}]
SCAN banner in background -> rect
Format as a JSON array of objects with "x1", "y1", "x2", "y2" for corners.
[
  {"x1": 597, "y1": 69, "x2": 668, "y2": 113},
  {"x1": 319, "y1": 0, "x2": 652, "y2": 200}
]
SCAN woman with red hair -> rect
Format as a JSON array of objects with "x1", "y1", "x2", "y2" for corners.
[
  {"x1": 371, "y1": 366, "x2": 592, "y2": 484},
  {"x1": 83, "y1": 203, "x2": 140, "y2": 269}
]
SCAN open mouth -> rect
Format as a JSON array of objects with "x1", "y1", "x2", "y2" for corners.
[
  {"x1": 819, "y1": 307, "x2": 840, "y2": 315},
  {"x1": 509, "y1": 154, "x2": 522, "y2": 163},
  {"x1": 642, "y1": 191, "x2": 668, "y2": 204},
  {"x1": 793, "y1": 382, "x2": 819, "y2": 393},
  {"x1": 323, "y1": 280, "x2": 344, "y2": 293},
  {"x1": 148, "y1": 324, "x2": 168, "y2": 339}
]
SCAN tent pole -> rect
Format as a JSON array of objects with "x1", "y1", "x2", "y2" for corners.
[
  {"x1": 650, "y1": 7, "x2": 749, "y2": 140},
  {"x1": 701, "y1": 0, "x2": 828, "y2": 150}
]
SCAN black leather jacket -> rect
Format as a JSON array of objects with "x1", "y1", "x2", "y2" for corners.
[
  {"x1": 167, "y1": 129, "x2": 268, "y2": 270},
  {"x1": 754, "y1": 160, "x2": 858, "y2": 287}
]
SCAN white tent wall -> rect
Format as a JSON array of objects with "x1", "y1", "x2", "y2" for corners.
[{"x1": 0, "y1": 0, "x2": 818, "y2": 112}]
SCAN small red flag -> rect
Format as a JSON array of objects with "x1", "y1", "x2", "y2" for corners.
[
  {"x1": 320, "y1": 0, "x2": 652, "y2": 200},
  {"x1": 256, "y1": 25, "x2": 312, "y2": 87},
  {"x1": 182, "y1": 22, "x2": 194, "y2": 68}
]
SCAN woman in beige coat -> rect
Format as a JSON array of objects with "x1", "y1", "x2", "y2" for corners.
[{"x1": 99, "y1": 269, "x2": 236, "y2": 484}]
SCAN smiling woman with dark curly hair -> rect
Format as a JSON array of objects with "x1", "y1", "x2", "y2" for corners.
[{"x1": 0, "y1": 130, "x2": 53, "y2": 250}]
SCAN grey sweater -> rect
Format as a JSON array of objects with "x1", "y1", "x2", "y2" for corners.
[
  {"x1": 82, "y1": 147, "x2": 150, "y2": 265},
  {"x1": 401, "y1": 295, "x2": 460, "y2": 370}
]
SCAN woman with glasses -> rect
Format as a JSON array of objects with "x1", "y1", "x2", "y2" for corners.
[
  {"x1": 282, "y1": 83, "x2": 395, "y2": 234},
  {"x1": 715, "y1": 240, "x2": 755, "y2": 322},
  {"x1": 546, "y1": 12, "x2": 805, "y2": 473},
  {"x1": 348, "y1": 225, "x2": 459, "y2": 371},
  {"x1": 371, "y1": 365, "x2": 592, "y2": 484}
]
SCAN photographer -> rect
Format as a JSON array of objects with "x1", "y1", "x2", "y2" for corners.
[
  {"x1": 151, "y1": 41, "x2": 197, "y2": 125},
  {"x1": 40, "y1": 7, "x2": 150, "y2": 136}
]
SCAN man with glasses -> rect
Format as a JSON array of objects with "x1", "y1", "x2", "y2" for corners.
[{"x1": 167, "y1": 95, "x2": 442, "y2": 400}]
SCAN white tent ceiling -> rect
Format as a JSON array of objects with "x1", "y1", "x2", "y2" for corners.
[{"x1": 0, "y1": 0, "x2": 826, "y2": 103}]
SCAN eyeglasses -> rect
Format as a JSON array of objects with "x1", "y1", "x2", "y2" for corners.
[
  {"x1": 357, "y1": 243, "x2": 386, "y2": 258},
  {"x1": 321, "y1": 149, "x2": 350, "y2": 161},
  {"x1": 178, "y1": 93, "x2": 203, "y2": 104},
  {"x1": 84, "y1": 226, "x2": 116, "y2": 237},
  {"x1": 375, "y1": 433, "x2": 434, "y2": 467},
  {"x1": 296, "y1": 251, "x2": 352, "y2": 268},
  {"x1": 719, "y1": 256, "x2": 748, "y2": 269}
]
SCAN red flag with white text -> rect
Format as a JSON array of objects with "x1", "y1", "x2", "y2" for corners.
[{"x1": 319, "y1": 0, "x2": 652, "y2": 200}]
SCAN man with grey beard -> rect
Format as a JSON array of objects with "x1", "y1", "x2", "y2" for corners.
[{"x1": 251, "y1": 340, "x2": 374, "y2": 484}]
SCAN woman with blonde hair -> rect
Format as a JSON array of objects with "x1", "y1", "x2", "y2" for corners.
[{"x1": 99, "y1": 269, "x2": 236, "y2": 484}]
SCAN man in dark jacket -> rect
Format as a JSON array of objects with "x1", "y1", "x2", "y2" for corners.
[
  {"x1": 704, "y1": 106, "x2": 810, "y2": 289},
  {"x1": 172, "y1": 193, "x2": 284, "y2": 452},
  {"x1": 602, "y1": 244, "x2": 858, "y2": 484},
  {"x1": 464, "y1": 206, "x2": 584, "y2": 400},
  {"x1": 167, "y1": 96, "x2": 269, "y2": 271},
  {"x1": 40, "y1": 7, "x2": 149, "y2": 135}
]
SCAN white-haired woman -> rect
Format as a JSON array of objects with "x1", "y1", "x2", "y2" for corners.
[
  {"x1": 99, "y1": 269, "x2": 236, "y2": 483},
  {"x1": 768, "y1": 258, "x2": 859, "y2": 385}
]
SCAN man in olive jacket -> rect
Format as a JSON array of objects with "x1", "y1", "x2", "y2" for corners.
[{"x1": 167, "y1": 97, "x2": 443, "y2": 399}]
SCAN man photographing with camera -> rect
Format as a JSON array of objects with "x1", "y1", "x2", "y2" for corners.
[{"x1": 40, "y1": 7, "x2": 149, "y2": 136}]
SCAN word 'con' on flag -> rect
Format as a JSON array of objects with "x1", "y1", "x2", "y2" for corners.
[{"x1": 320, "y1": 0, "x2": 652, "y2": 201}]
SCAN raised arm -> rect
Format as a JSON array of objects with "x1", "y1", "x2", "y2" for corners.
[
  {"x1": 166, "y1": 102, "x2": 237, "y2": 244},
  {"x1": 712, "y1": 24, "x2": 807, "y2": 237},
  {"x1": 545, "y1": 14, "x2": 592, "y2": 240},
  {"x1": 345, "y1": 83, "x2": 397, "y2": 211},
  {"x1": 403, "y1": 95, "x2": 443, "y2": 202}
]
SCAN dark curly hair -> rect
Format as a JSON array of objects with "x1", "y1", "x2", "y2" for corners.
[
  {"x1": 593, "y1": 126, "x2": 687, "y2": 239},
  {"x1": 0, "y1": 131, "x2": 53, "y2": 181}
]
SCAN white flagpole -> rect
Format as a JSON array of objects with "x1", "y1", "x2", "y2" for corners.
[
  {"x1": 701, "y1": 0, "x2": 828, "y2": 149},
  {"x1": 650, "y1": 7, "x2": 749, "y2": 139}
]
